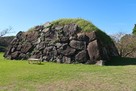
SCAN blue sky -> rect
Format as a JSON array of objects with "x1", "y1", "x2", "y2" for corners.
[{"x1": 0, "y1": 0, "x2": 136, "y2": 36}]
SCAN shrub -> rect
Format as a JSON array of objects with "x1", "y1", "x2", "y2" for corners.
[{"x1": 0, "y1": 36, "x2": 15, "y2": 52}]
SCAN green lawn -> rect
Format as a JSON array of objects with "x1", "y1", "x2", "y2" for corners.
[{"x1": 0, "y1": 53, "x2": 136, "y2": 91}]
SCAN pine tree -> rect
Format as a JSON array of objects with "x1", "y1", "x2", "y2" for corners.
[{"x1": 132, "y1": 24, "x2": 136, "y2": 35}]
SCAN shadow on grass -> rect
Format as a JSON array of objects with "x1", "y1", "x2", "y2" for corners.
[
  {"x1": 29, "y1": 63, "x2": 44, "y2": 65},
  {"x1": 105, "y1": 57, "x2": 136, "y2": 66}
]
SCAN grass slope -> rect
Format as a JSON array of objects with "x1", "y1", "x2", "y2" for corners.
[
  {"x1": 52, "y1": 18, "x2": 99, "y2": 32},
  {"x1": 0, "y1": 53, "x2": 136, "y2": 91},
  {"x1": 52, "y1": 18, "x2": 113, "y2": 44},
  {"x1": 28, "y1": 18, "x2": 113, "y2": 44}
]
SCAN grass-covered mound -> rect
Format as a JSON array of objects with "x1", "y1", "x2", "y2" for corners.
[
  {"x1": 52, "y1": 18, "x2": 113, "y2": 44},
  {"x1": 27, "y1": 18, "x2": 113, "y2": 44},
  {"x1": 5, "y1": 18, "x2": 118, "y2": 64},
  {"x1": 52, "y1": 18, "x2": 98, "y2": 32},
  {"x1": 27, "y1": 18, "x2": 112, "y2": 44}
]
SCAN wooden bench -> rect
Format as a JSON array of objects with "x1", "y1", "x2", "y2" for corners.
[{"x1": 28, "y1": 58, "x2": 41, "y2": 64}]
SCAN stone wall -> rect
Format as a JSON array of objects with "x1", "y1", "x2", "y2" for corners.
[{"x1": 4, "y1": 22, "x2": 119, "y2": 65}]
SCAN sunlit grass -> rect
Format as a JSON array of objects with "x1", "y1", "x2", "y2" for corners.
[
  {"x1": 52, "y1": 18, "x2": 113, "y2": 44},
  {"x1": 0, "y1": 53, "x2": 136, "y2": 91},
  {"x1": 27, "y1": 18, "x2": 113, "y2": 44},
  {"x1": 52, "y1": 18, "x2": 99, "y2": 32}
]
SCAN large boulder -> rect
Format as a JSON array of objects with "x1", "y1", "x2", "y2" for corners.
[
  {"x1": 87, "y1": 40, "x2": 101, "y2": 63},
  {"x1": 4, "y1": 18, "x2": 119, "y2": 65},
  {"x1": 20, "y1": 42, "x2": 33, "y2": 53},
  {"x1": 69, "y1": 40, "x2": 86, "y2": 50},
  {"x1": 75, "y1": 50, "x2": 88, "y2": 63},
  {"x1": 57, "y1": 44, "x2": 76, "y2": 56}
]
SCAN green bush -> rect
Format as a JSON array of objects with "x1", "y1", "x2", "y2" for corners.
[
  {"x1": 0, "y1": 36, "x2": 15, "y2": 52},
  {"x1": 0, "y1": 46, "x2": 6, "y2": 52}
]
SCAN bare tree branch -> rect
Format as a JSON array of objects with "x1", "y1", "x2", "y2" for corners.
[
  {"x1": 0, "y1": 27, "x2": 12, "y2": 37},
  {"x1": 111, "y1": 33, "x2": 136, "y2": 58}
]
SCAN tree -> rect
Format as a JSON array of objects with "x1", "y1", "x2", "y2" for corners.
[
  {"x1": 121, "y1": 35, "x2": 136, "y2": 57},
  {"x1": 0, "y1": 27, "x2": 13, "y2": 52},
  {"x1": 111, "y1": 33, "x2": 136, "y2": 57},
  {"x1": 0, "y1": 27, "x2": 12, "y2": 37},
  {"x1": 132, "y1": 24, "x2": 136, "y2": 35},
  {"x1": 110, "y1": 32, "x2": 125, "y2": 43}
]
